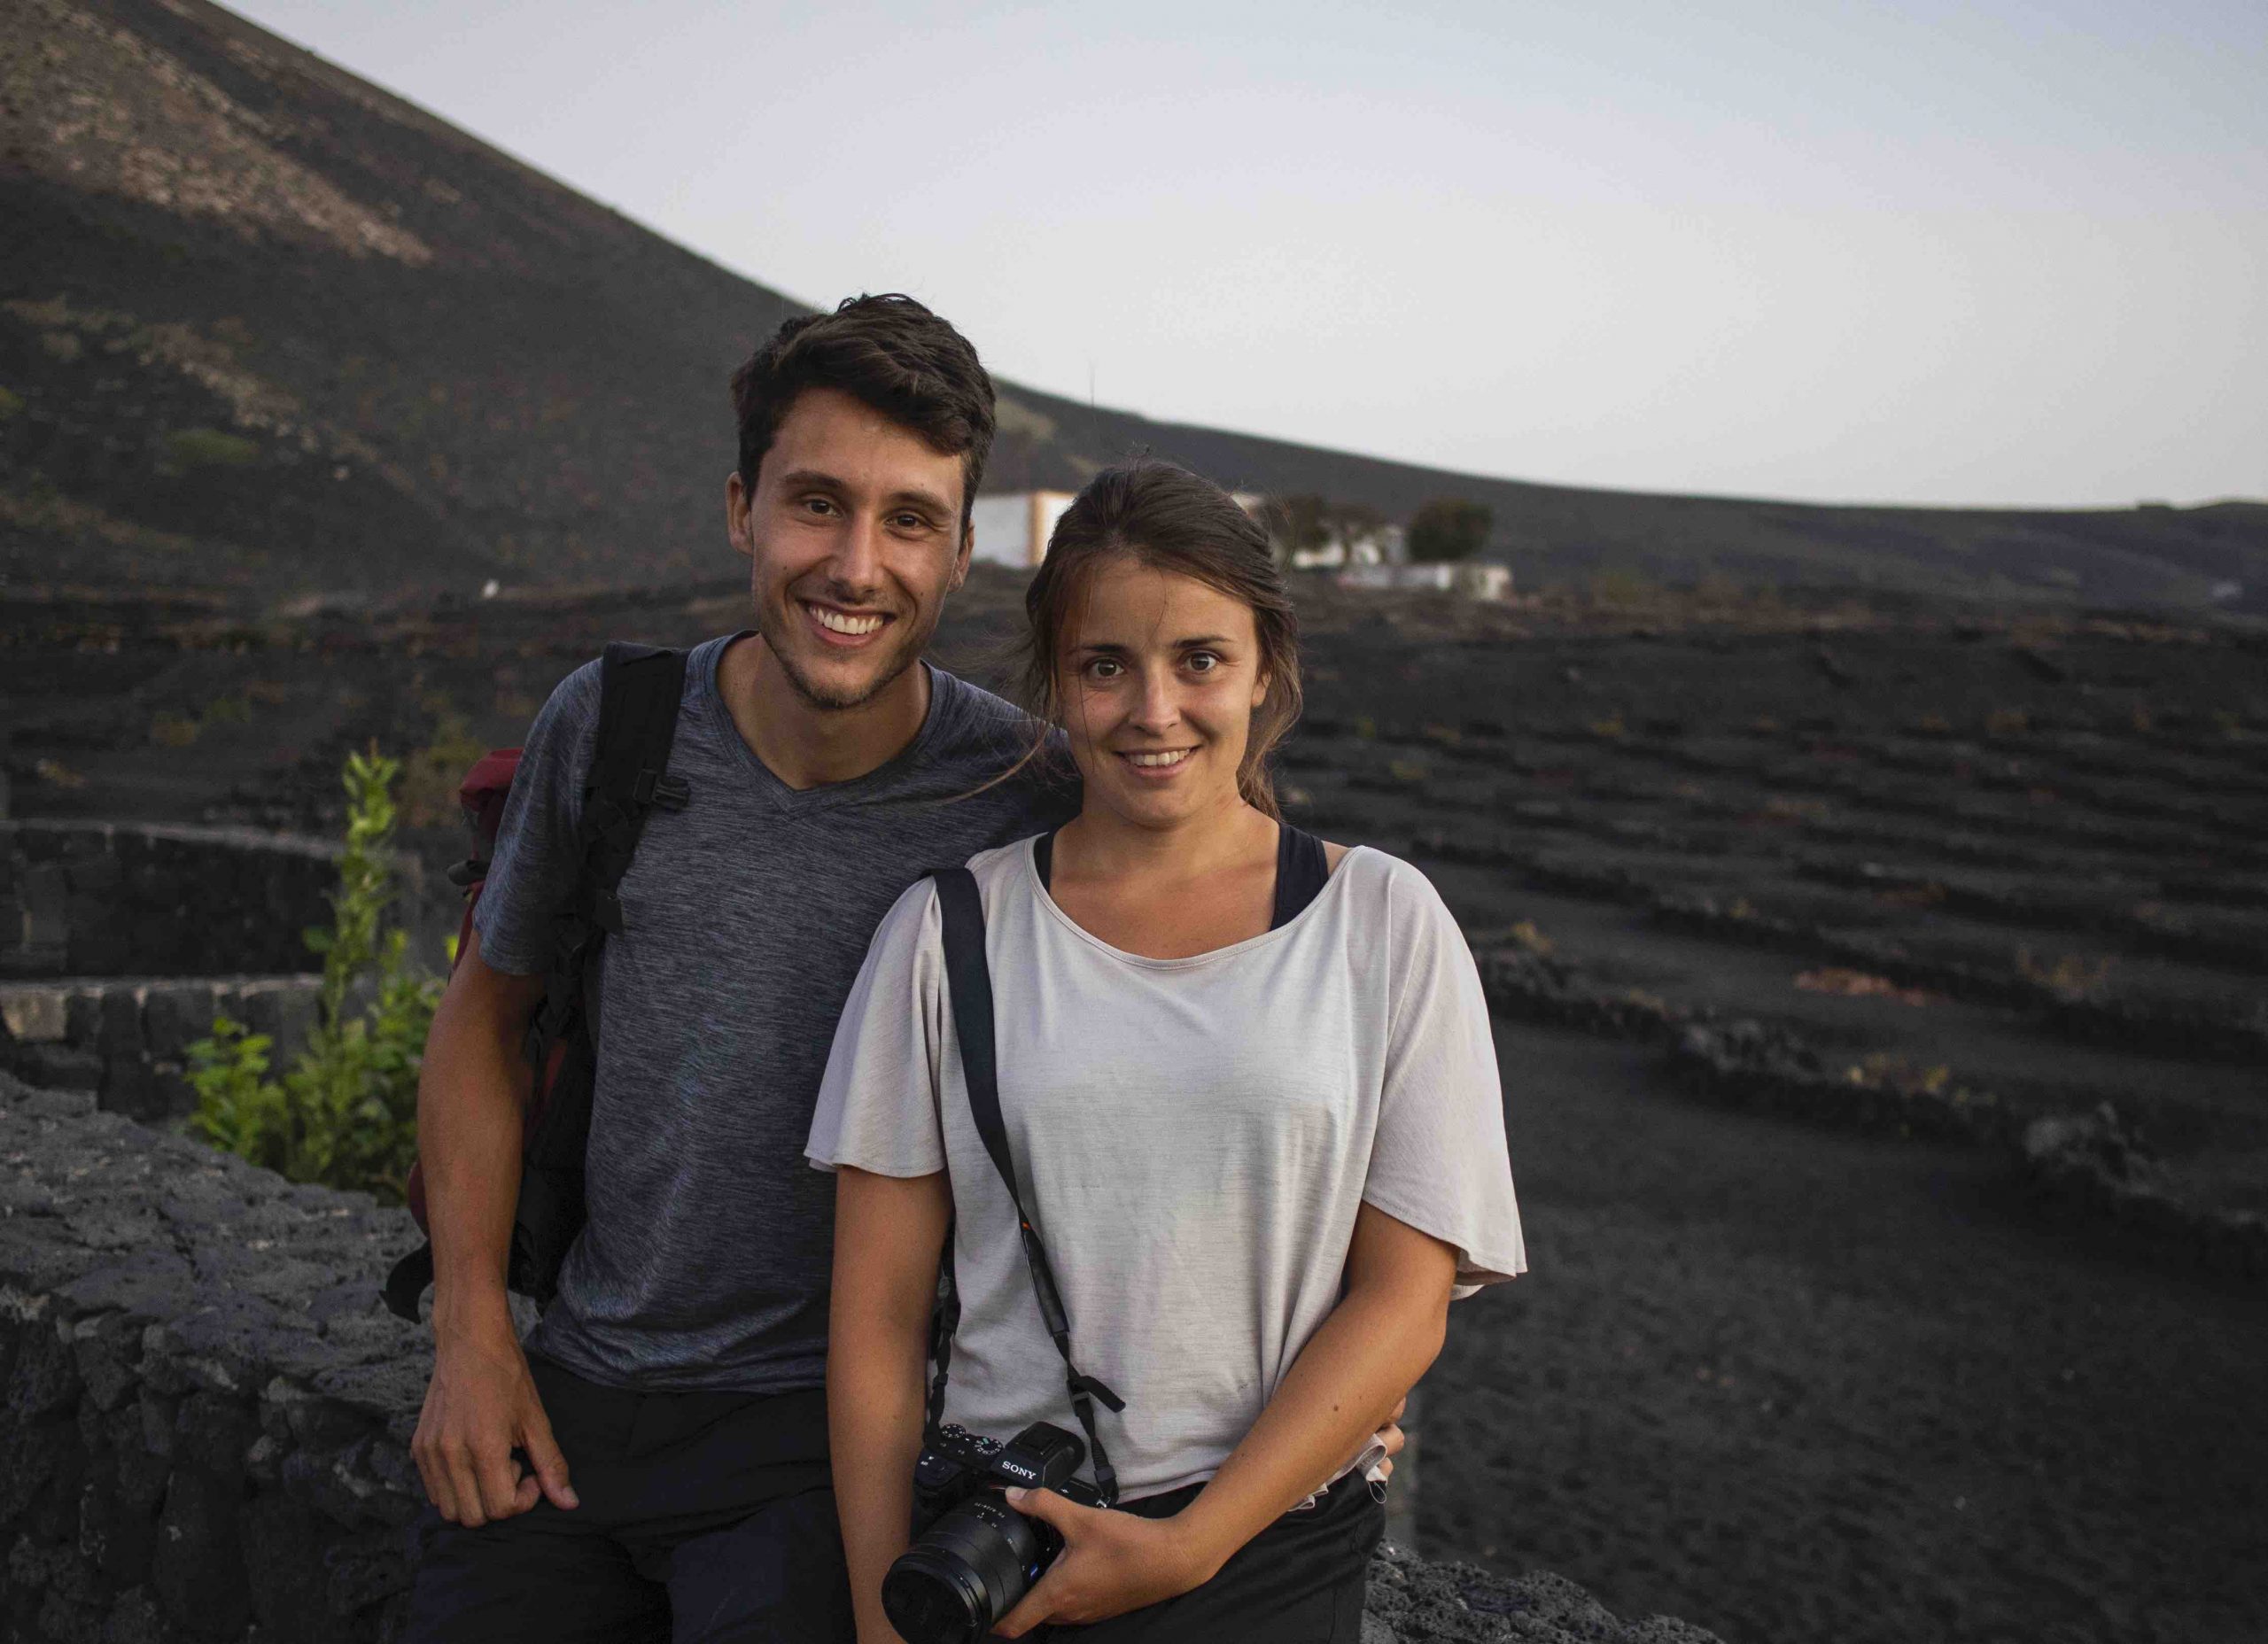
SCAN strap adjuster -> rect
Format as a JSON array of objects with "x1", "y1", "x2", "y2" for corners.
[{"x1": 632, "y1": 769, "x2": 691, "y2": 810}]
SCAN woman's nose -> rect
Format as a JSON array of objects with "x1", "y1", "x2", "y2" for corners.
[{"x1": 1131, "y1": 672, "x2": 1180, "y2": 732}]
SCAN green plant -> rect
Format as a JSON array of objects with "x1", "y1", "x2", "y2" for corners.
[
  {"x1": 1406, "y1": 497, "x2": 1493, "y2": 563},
  {"x1": 401, "y1": 704, "x2": 487, "y2": 827},
  {"x1": 188, "y1": 747, "x2": 443, "y2": 1201},
  {"x1": 159, "y1": 427, "x2": 260, "y2": 474}
]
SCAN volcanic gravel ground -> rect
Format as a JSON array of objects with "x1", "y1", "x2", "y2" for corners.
[{"x1": 1419, "y1": 1021, "x2": 2268, "y2": 1644}]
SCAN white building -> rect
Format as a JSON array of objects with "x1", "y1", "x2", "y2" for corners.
[
  {"x1": 1337, "y1": 561, "x2": 1514, "y2": 601},
  {"x1": 969, "y1": 492, "x2": 1076, "y2": 569},
  {"x1": 973, "y1": 489, "x2": 1276, "y2": 569}
]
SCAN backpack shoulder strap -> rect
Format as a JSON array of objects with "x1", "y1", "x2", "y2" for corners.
[
  {"x1": 383, "y1": 645, "x2": 692, "y2": 1324},
  {"x1": 928, "y1": 866, "x2": 1124, "y2": 1506},
  {"x1": 573, "y1": 642, "x2": 692, "y2": 941}
]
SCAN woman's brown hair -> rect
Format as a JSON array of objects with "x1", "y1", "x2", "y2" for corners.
[{"x1": 1018, "y1": 460, "x2": 1303, "y2": 819}]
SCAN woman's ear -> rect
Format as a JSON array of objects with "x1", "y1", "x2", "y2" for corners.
[{"x1": 1252, "y1": 670, "x2": 1270, "y2": 710}]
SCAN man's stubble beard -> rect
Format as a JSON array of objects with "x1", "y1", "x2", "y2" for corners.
[{"x1": 754, "y1": 598, "x2": 936, "y2": 714}]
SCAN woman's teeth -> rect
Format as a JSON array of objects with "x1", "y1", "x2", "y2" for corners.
[
  {"x1": 1125, "y1": 750, "x2": 1191, "y2": 768},
  {"x1": 812, "y1": 608, "x2": 883, "y2": 635}
]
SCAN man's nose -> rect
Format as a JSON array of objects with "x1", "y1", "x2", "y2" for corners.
[{"x1": 827, "y1": 511, "x2": 886, "y2": 594}]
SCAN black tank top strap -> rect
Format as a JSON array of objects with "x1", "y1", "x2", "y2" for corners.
[
  {"x1": 1271, "y1": 823, "x2": 1332, "y2": 929},
  {"x1": 1039, "y1": 824, "x2": 1328, "y2": 925}
]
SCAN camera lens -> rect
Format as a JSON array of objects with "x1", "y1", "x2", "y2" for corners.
[{"x1": 882, "y1": 1496, "x2": 1044, "y2": 1644}]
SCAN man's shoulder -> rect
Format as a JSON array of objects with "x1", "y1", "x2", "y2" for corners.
[{"x1": 928, "y1": 666, "x2": 1045, "y2": 747}]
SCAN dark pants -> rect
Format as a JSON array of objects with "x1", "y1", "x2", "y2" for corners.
[
  {"x1": 407, "y1": 1353, "x2": 854, "y2": 1644},
  {"x1": 1032, "y1": 1472, "x2": 1385, "y2": 1643}
]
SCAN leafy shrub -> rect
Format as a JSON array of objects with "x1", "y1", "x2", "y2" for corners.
[
  {"x1": 188, "y1": 747, "x2": 443, "y2": 1201},
  {"x1": 400, "y1": 704, "x2": 487, "y2": 827},
  {"x1": 1406, "y1": 497, "x2": 1493, "y2": 563},
  {"x1": 159, "y1": 427, "x2": 260, "y2": 473}
]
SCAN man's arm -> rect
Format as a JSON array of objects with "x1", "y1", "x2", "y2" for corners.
[
  {"x1": 829, "y1": 1166, "x2": 953, "y2": 1644},
  {"x1": 408, "y1": 927, "x2": 579, "y2": 1526}
]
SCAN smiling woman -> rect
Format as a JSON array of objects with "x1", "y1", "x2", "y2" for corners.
[{"x1": 812, "y1": 459, "x2": 1525, "y2": 1642}]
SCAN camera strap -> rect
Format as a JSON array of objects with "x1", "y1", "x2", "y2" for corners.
[{"x1": 929, "y1": 866, "x2": 1125, "y2": 1508}]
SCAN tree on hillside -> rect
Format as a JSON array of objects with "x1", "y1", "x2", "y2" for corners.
[
  {"x1": 1273, "y1": 493, "x2": 1391, "y2": 564},
  {"x1": 1406, "y1": 497, "x2": 1494, "y2": 563}
]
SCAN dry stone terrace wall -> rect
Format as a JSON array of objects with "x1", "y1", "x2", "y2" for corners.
[
  {"x1": 0, "y1": 821, "x2": 450, "y2": 1125},
  {"x1": 0, "y1": 1070, "x2": 1721, "y2": 1644},
  {"x1": 0, "y1": 823, "x2": 345, "y2": 982}
]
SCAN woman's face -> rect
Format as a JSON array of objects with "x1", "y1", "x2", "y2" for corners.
[{"x1": 1057, "y1": 555, "x2": 1269, "y2": 833}]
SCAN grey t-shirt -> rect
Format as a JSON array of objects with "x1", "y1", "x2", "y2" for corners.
[
  {"x1": 473, "y1": 634, "x2": 1074, "y2": 1391},
  {"x1": 806, "y1": 836, "x2": 1524, "y2": 1500}
]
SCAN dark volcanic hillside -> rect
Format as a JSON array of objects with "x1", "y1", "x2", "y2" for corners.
[{"x1": 4, "y1": 0, "x2": 2264, "y2": 608}]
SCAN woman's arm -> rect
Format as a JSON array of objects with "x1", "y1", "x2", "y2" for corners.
[
  {"x1": 993, "y1": 1202, "x2": 1456, "y2": 1636},
  {"x1": 828, "y1": 1166, "x2": 954, "y2": 1644}
]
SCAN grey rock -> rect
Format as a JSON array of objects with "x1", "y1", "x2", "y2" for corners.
[
  {"x1": 70, "y1": 1318, "x2": 140, "y2": 1412},
  {"x1": 139, "y1": 988, "x2": 218, "y2": 1061},
  {"x1": 8, "y1": 1322, "x2": 80, "y2": 1420},
  {"x1": 100, "y1": 1586, "x2": 167, "y2": 1644},
  {"x1": 58, "y1": 1250, "x2": 198, "y2": 1325},
  {"x1": 0, "y1": 1419, "x2": 69, "y2": 1526},
  {"x1": 150, "y1": 1467, "x2": 250, "y2": 1636}
]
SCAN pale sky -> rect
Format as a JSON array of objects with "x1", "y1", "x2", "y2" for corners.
[{"x1": 230, "y1": 0, "x2": 2264, "y2": 509}]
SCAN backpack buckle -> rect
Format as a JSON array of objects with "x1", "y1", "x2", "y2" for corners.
[{"x1": 632, "y1": 769, "x2": 691, "y2": 811}]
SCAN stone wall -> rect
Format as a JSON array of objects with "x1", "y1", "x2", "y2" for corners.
[
  {"x1": 0, "y1": 820, "x2": 456, "y2": 1125},
  {"x1": 0, "y1": 973, "x2": 325, "y2": 1122},
  {"x1": 0, "y1": 1069, "x2": 1721, "y2": 1644},
  {"x1": 0, "y1": 823, "x2": 346, "y2": 981}
]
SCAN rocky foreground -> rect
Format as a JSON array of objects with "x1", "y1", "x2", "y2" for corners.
[{"x1": 0, "y1": 1071, "x2": 1719, "y2": 1643}]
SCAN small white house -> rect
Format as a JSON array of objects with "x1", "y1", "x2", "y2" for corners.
[
  {"x1": 969, "y1": 492, "x2": 1076, "y2": 569},
  {"x1": 973, "y1": 489, "x2": 1277, "y2": 568},
  {"x1": 1338, "y1": 561, "x2": 1513, "y2": 601}
]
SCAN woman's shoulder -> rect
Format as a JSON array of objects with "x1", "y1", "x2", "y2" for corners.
[
  {"x1": 1317, "y1": 843, "x2": 1465, "y2": 948},
  {"x1": 1322, "y1": 841, "x2": 1444, "y2": 903},
  {"x1": 964, "y1": 834, "x2": 1040, "y2": 882}
]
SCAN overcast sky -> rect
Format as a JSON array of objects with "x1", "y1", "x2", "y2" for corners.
[{"x1": 231, "y1": 0, "x2": 2264, "y2": 509}]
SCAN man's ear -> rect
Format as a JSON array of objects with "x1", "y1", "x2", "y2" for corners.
[{"x1": 725, "y1": 470, "x2": 754, "y2": 560}]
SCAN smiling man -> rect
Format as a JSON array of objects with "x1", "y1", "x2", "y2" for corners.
[{"x1": 404, "y1": 296, "x2": 1073, "y2": 1643}]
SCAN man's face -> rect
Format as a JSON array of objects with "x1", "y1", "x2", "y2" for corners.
[{"x1": 726, "y1": 386, "x2": 972, "y2": 711}]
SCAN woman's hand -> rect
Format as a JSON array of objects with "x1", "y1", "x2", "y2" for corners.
[{"x1": 989, "y1": 1489, "x2": 1222, "y2": 1637}]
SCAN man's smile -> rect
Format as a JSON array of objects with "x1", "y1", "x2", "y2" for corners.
[{"x1": 802, "y1": 599, "x2": 892, "y2": 646}]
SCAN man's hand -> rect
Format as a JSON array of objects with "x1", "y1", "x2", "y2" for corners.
[
  {"x1": 411, "y1": 1314, "x2": 578, "y2": 1527},
  {"x1": 989, "y1": 1489, "x2": 1217, "y2": 1637}
]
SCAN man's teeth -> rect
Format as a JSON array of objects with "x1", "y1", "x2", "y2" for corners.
[
  {"x1": 813, "y1": 608, "x2": 884, "y2": 635},
  {"x1": 1125, "y1": 750, "x2": 1191, "y2": 768}
]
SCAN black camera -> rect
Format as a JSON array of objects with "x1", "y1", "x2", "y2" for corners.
[{"x1": 881, "y1": 1421, "x2": 1099, "y2": 1644}]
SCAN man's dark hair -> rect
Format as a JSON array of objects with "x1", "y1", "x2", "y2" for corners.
[{"x1": 730, "y1": 294, "x2": 996, "y2": 526}]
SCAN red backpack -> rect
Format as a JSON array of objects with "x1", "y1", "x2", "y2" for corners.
[{"x1": 384, "y1": 643, "x2": 691, "y2": 1322}]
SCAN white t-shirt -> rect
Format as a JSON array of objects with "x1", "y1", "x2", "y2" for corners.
[{"x1": 805, "y1": 835, "x2": 1525, "y2": 1501}]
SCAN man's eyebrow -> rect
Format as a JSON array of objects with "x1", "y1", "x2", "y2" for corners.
[{"x1": 883, "y1": 486, "x2": 956, "y2": 516}]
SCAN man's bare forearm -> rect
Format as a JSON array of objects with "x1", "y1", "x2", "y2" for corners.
[{"x1": 418, "y1": 929, "x2": 542, "y2": 1342}]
